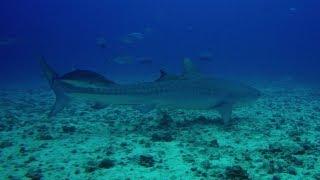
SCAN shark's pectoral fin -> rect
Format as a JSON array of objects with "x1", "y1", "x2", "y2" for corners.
[
  {"x1": 215, "y1": 102, "x2": 233, "y2": 125},
  {"x1": 49, "y1": 88, "x2": 70, "y2": 117}
]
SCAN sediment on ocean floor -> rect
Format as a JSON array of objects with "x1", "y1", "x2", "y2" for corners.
[{"x1": 0, "y1": 85, "x2": 319, "y2": 179}]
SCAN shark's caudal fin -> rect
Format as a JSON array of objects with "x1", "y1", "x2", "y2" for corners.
[
  {"x1": 39, "y1": 57, "x2": 69, "y2": 117},
  {"x1": 48, "y1": 88, "x2": 69, "y2": 117},
  {"x1": 38, "y1": 56, "x2": 58, "y2": 87}
]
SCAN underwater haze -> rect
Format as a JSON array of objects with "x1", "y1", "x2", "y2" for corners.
[
  {"x1": 1, "y1": 0, "x2": 320, "y2": 84},
  {"x1": 1, "y1": 0, "x2": 320, "y2": 179}
]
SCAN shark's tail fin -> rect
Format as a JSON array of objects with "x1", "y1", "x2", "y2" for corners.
[
  {"x1": 39, "y1": 57, "x2": 69, "y2": 117},
  {"x1": 38, "y1": 56, "x2": 58, "y2": 87}
]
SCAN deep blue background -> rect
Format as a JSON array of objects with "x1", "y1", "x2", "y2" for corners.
[{"x1": 0, "y1": 0, "x2": 319, "y2": 85}]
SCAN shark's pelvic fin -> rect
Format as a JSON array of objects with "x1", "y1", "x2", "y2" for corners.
[{"x1": 216, "y1": 103, "x2": 233, "y2": 125}]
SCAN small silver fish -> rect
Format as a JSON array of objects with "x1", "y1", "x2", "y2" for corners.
[{"x1": 111, "y1": 56, "x2": 133, "y2": 64}]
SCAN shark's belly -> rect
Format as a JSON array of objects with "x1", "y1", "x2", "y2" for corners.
[
  {"x1": 150, "y1": 92, "x2": 222, "y2": 109},
  {"x1": 117, "y1": 80, "x2": 221, "y2": 108},
  {"x1": 69, "y1": 87, "x2": 224, "y2": 109},
  {"x1": 70, "y1": 93, "x2": 148, "y2": 105}
]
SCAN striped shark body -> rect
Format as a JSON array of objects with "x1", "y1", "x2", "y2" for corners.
[{"x1": 39, "y1": 58, "x2": 261, "y2": 124}]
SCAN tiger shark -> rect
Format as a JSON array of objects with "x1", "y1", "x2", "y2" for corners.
[{"x1": 39, "y1": 57, "x2": 260, "y2": 124}]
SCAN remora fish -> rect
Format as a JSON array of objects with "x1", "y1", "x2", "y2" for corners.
[{"x1": 39, "y1": 57, "x2": 261, "y2": 124}]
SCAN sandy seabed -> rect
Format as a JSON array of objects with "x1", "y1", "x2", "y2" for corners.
[{"x1": 0, "y1": 81, "x2": 320, "y2": 180}]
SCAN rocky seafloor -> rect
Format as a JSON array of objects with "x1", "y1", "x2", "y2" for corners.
[{"x1": 0, "y1": 81, "x2": 320, "y2": 180}]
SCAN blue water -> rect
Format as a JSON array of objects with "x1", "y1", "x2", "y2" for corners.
[
  {"x1": 1, "y1": 0, "x2": 320, "y2": 85},
  {"x1": 2, "y1": 1, "x2": 320, "y2": 179}
]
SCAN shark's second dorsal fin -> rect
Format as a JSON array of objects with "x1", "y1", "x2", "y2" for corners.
[
  {"x1": 182, "y1": 58, "x2": 201, "y2": 78},
  {"x1": 156, "y1": 59, "x2": 202, "y2": 81}
]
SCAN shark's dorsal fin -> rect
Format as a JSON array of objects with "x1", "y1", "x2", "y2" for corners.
[
  {"x1": 159, "y1": 69, "x2": 167, "y2": 79},
  {"x1": 155, "y1": 69, "x2": 180, "y2": 82},
  {"x1": 182, "y1": 58, "x2": 201, "y2": 78}
]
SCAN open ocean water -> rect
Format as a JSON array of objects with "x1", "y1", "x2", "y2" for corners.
[{"x1": 0, "y1": 1, "x2": 320, "y2": 179}]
